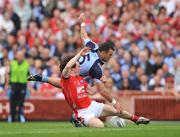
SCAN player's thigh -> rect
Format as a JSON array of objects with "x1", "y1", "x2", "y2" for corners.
[
  {"x1": 88, "y1": 117, "x2": 104, "y2": 128},
  {"x1": 101, "y1": 104, "x2": 118, "y2": 117}
]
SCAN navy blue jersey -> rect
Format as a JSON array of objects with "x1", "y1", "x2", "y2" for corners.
[{"x1": 79, "y1": 39, "x2": 103, "y2": 82}]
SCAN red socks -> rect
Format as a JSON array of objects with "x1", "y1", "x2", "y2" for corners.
[{"x1": 131, "y1": 115, "x2": 139, "y2": 122}]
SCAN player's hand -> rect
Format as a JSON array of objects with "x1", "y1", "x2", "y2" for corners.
[
  {"x1": 113, "y1": 102, "x2": 123, "y2": 113},
  {"x1": 100, "y1": 76, "x2": 108, "y2": 83},
  {"x1": 79, "y1": 47, "x2": 91, "y2": 56},
  {"x1": 78, "y1": 13, "x2": 86, "y2": 23},
  {"x1": 27, "y1": 74, "x2": 42, "y2": 81}
]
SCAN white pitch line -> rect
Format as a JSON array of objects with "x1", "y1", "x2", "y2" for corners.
[{"x1": 0, "y1": 127, "x2": 180, "y2": 135}]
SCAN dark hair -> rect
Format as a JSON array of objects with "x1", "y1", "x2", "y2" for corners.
[
  {"x1": 99, "y1": 41, "x2": 115, "y2": 52},
  {"x1": 59, "y1": 55, "x2": 76, "y2": 72}
]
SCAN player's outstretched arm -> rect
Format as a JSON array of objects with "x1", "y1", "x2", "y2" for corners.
[
  {"x1": 79, "y1": 13, "x2": 89, "y2": 40},
  {"x1": 79, "y1": 13, "x2": 99, "y2": 51},
  {"x1": 62, "y1": 47, "x2": 90, "y2": 78},
  {"x1": 27, "y1": 74, "x2": 61, "y2": 88}
]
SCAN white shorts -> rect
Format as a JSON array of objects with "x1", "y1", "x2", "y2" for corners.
[{"x1": 77, "y1": 101, "x2": 104, "y2": 126}]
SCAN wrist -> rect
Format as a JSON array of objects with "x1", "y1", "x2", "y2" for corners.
[
  {"x1": 111, "y1": 99, "x2": 117, "y2": 106},
  {"x1": 42, "y1": 76, "x2": 49, "y2": 82},
  {"x1": 81, "y1": 22, "x2": 86, "y2": 27}
]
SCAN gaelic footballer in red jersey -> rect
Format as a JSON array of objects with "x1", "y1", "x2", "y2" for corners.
[{"x1": 60, "y1": 71, "x2": 91, "y2": 111}]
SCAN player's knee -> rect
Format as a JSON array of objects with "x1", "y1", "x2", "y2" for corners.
[
  {"x1": 119, "y1": 109, "x2": 124, "y2": 114},
  {"x1": 88, "y1": 118, "x2": 104, "y2": 128},
  {"x1": 97, "y1": 121, "x2": 104, "y2": 128},
  {"x1": 92, "y1": 121, "x2": 104, "y2": 128}
]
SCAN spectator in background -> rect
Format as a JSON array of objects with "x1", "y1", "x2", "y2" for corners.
[
  {"x1": 137, "y1": 33, "x2": 154, "y2": 51},
  {"x1": 165, "y1": 74, "x2": 180, "y2": 98},
  {"x1": 0, "y1": 11, "x2": 14, "y2": 34},
  {"x1": 162, "y1": 64, "x2": 174, "y2": 79},
  {"x1": 0, "y1": 59, "x2": 9, "y2": 95},
  {"x1": 174, "y1": 58, "x2": 180, "y2": 92},
  {"x1": 28, "y1": 47, "x2": 40, "y2": 59},
  {"x1": 129, "y1": 65, "x2": 140, "y2": 90},
  {"x1": 26, "y1": 21, "x2": 39, "y2": 48},
  {"x1": 159, "y1": 0, "x2": 176, "y2": 16},
  {"x1": 148, "y1": 69, "x2": 166, "y2": 90},
  {"x1": 6, "y1": 51, "x2": 29, "y2": 122},
  {"x1": 163, "y1": 48, "x2": 175, "y2": 74},
  {"x1": 7, "y1": 43, "x2": 18, "y2": 60},
  {"x1": 121, "y1": 78, "x2": 131, "y2": 90},
  {"x1": 109, "y1": 58, "x2": 122, "y2": 89},
  {"x1": 139, "y1": 74, "x2": 149, "y2": 92},
  {"x1": 121, "y1": 70, "x2": 131, "y2": 90},
  {"x1": 105, "y1": 77, "x2": 118, "y2": 92},
  {"x1": 136, "y1": 67, "x2": 145, "y2": 79},
  {"x1": 28, "y1": 59, "x2": 43, "y2": 95},
  {"x1": 103, "y1": 69, "x2": 118, "y2": 92},
  {"x1": 153, "y1": 33, "x2": 165, "y2": 54},
  {"x1": 165, "y1": 76, "x2": 174, "y2": 92},
  {"x1": 54, "y1": 40, "x2": 66, "y2": 60},
  {"x1": 145, "y1": 52, "x2": 157, "y2": 76},
  {"x1": 130, "y1": 44, "x2": 140, "y2": 67},
  {"x1": 41, "y1": 0, "x2": 57, "y2": 17},
  {"x1": 31, "y1": 0, "x2": 44, "y2": 26},
  {"x1": 14, "y1": 0, "x2": 32, "y2": 28},
  {"x1": 139, "y1": 51, "x2": 148, "y2": 71},
  {"x1": 121, "y1": 52, "x2": 131, "y2": 71},
  {"x1": 38, "y1": 18, "x2": 51, "y2": 46},
  {"x1": 5, "y1": 3, "x2": 21, "y2": 35},
  {"x1": 148, "y1": 75, "x2": 165, "y2": 93}
]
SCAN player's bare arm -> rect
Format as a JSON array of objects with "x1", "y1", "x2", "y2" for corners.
[
  {"x1": 96, "y1": 82, "x2": 122, "y2": 112},
  {"x1": 27, "y1": 74, "x2": 61, "y2": 88},
  {"x1": 86, "y1": 85, "x2": 97, "y2": 95},
  {"x1": 62, "y1": 47, "x2": 91, "y2": 78},
  {"x1": 79, "y1": 13, "x2": 99, "y2": 51},
  {"x1": 79, "y1": 13, "x2": 89, "y2": 40}
]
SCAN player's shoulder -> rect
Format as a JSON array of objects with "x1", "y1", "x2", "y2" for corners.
[
  {"x1": 61, "y1": 75, "x2": 73, "y2": 81},
  {"x1": 88, "y1": 50, "x2": 99, "y2": 58}
]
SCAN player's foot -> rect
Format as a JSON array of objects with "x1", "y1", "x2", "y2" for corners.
[
  {"x1": 70, "y1": 116, "x2": 82, "y2": 127},
  {"x1": 135, "y1": 117, "x2": 150, "y2": 125}
]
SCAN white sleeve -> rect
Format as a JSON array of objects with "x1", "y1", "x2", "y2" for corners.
[{"x1": 83, "y1": 38, "x2": 99, "y2": 51}]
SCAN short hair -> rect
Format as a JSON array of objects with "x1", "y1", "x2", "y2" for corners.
[
  {"x1": 59, "y1": 55, "x2": 76, "y2": 72},
  {"x1": 99, "y1": 41, "x2": 115, "y2": 52}
]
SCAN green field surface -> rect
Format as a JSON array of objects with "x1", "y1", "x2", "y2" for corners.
[{"x1": 0, "y1": 121, "x2": 180, "y2": 137}]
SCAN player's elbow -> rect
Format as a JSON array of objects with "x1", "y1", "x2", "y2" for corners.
[
  {"x1": 81, "y1": 33, "x2": 89, "y2": 40},
  {"x1": 64, "y1": 65, "x2": 71, "y2": 72},
  {"x1": 98, "y1": 89, "x2": 106, "y2": 95}
]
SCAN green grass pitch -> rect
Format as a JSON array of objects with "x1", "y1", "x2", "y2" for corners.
[{"x1": 0, "y1": 121, "x2": 180, "y2": 137}]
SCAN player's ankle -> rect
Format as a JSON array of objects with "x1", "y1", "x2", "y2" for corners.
[{"x1": 131, "y1": 115, "x2": 139, "y2": 122}]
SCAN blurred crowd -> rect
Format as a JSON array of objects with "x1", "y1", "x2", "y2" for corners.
[{"x1": 0, "y1": 0, "x2": 179, "y2": 98}]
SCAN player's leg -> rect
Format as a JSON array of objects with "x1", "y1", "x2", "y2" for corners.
[
  {"x1": 101, "y1": 104, "x2": 150, "y2": 125},
  {"x1": 88, "y1": 117, "x2": 104, "y2": 128},
  {"x1": 70, "y1": 115, "x2": 83, "y2": 127},
  {"x1": 76, "y1": 101, "x2": 105, "y2": 128}
]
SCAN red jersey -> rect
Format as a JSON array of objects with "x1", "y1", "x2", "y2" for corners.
[{"x1": 60, "y1": 75, "x2": 91, "y2": 112}]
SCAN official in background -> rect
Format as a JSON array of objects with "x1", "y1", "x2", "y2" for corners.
[{"x1": 6, "y1": 51, "x2": 29, "y2": 122}]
